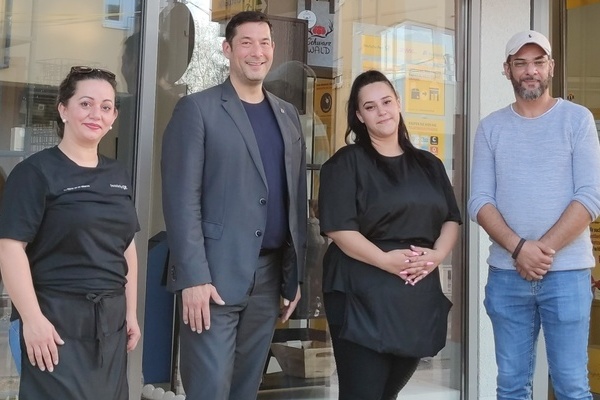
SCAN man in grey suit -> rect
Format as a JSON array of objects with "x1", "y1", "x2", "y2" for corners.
[{"x1": 161, "y1": 11, "x2": 307, "y2": 400}]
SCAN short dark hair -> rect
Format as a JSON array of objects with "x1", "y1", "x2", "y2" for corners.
[
  {"x1": 225, "y1": 11, "x2": 272, "y2": 44},
  {"x1": 56, "y1": 67, "x2": 118, "y2": 138}
]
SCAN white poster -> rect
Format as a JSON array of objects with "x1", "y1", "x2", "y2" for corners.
[{"x1": 297, "y1": 0, "x2": 337, "y2": 71}]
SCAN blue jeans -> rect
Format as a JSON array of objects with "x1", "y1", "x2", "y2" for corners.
[
  {"x1": 9, "y1": 319, "x2": 21, "y2": 374},
  {"x1": 484, "y1": 267, "x2": 593, "y2": 400}
]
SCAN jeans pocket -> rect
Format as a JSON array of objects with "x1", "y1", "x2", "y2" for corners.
[
  {"x1": 484, "y1": 266, "x2": 521, "y2": 319},
  {"x1": 552, "y1": 270, "x2": 593, "y2": 323}
]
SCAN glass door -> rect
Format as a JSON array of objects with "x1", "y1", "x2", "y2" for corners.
[
  {"x1": 152, "y1": 1, "x2": 467, "y2": 399},
  {"x1": 562, "y1": 0, "x2": 600, "y2": 396}
]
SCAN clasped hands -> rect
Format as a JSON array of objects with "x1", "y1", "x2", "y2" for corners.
[
  {"x1": 513, "y1": 239, "x2": 555, "y2": 281},
  {"x1": 383, "y1": 245, "x2": 441, "y2": 286}
]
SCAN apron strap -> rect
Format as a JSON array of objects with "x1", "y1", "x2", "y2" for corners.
[{"x1": 85, "y1": 289, "x2": 125, "y2": 367}]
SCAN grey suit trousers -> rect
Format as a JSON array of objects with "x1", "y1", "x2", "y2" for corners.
[{"x1": 178, "y1": 252, "x2": 282, "y2": 400}]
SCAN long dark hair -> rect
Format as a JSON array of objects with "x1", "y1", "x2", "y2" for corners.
[{"x1": 345, "y1": 70, "x2": 434, "y2": 179}]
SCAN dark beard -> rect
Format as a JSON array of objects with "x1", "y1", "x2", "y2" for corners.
[{"x1": 510, "y1": 73, "x2": 550, "y2": 100}]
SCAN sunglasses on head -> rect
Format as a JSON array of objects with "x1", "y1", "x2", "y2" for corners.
[{"x1": 69, "y1": 66, "x2": 116, "y2": 80}]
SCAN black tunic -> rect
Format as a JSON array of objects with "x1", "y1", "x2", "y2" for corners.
[
  {"x1": 318, "y1": 145, "x2": 461, "y2": 326},
  {"x1": 0, "y1": 146, "x2": 139, "y2": 400}
]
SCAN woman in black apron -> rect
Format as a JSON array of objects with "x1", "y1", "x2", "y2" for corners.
[
  {"x1": 319, "y1": 70, "x2": 461, "y2": 400},
  {"x1": 0, "y1": 66, "x2": 140, "y2": 400}
]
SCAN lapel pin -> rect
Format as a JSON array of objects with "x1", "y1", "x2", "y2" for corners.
[{"x1": 280, "y1": 108, "x2": 285, "y2": 114}]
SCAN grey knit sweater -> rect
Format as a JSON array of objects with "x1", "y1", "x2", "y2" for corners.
[{"x1": 468, "y1": 98, "x2": 600, "y2": 270}]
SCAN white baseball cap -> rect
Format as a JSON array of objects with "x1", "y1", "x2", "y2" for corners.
[{"x1": 505, "y1": 30, "x2": 552, "y2": 59}]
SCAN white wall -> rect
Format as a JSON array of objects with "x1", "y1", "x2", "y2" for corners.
[{"x1": 474, "y1": 1, "x2": 531, "y2": 399}]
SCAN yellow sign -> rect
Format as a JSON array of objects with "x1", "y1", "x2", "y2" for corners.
[
  {"x1": 362, "y1": 60, "x2": 383, "y2": 71},
  {"x1": 405, "y1": 117, "x2": 445, "y2": 136},
  {"x1": 361, "y1": 35, "x2": 383, "y2": 57},
  {"x1": 359, "y1": 35, "x2": 386, "y2": 72},
  {"x1": 405, "y1": 66, "x2": 445, "y2": 116},
  {"x1": 404, "y1": 118, "x2": 445, "y2": 160},
  {"x1": 212, "y1": 0, "x2": 260, "y2": 22},
  {"x1": 314, "y1": 78, "x2": 335, "y2": 143},
  {"x1": 567, "y1": 0, "x2": 600, "y2": 9}
]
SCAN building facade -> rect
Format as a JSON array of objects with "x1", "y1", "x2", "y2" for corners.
[{"x1": 0, "y1": 1, "x2": 598, "y2": 399}]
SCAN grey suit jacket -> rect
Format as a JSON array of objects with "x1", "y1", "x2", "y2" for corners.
[{"x1": 161, "y1": 78, "x2": 307, "y2": 304}]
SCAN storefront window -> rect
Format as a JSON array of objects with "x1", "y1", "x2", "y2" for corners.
[
  {"x1": 0, "y1": 0, "x2": 465, "y2": 398},
  {"x1": 143, "y1": 0, "x2": 465, "y2": 399},
  {"x1": 0, "y1": 1, "x2": 141, "y2": 397},
  {"x1": 563, "y1": 1, "x2": 600, "y2": 396}
]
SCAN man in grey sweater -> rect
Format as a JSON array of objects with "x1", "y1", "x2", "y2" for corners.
[{"x1": 468, "y1": 30, "x2": 600, "y2": 399}]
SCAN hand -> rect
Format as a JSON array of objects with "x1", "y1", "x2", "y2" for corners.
[
  {"x1": 380, "y1": 249, "x2": 420, "y2": 277},
  {"x1": 401, "y1": 245, "x2": 441, "y2": 285},
  {"x1": 22, "y1": 314, "x2": 64, "y2": 372},
  {"x1": 181, "y1": 284, "x2": 225, "y2": 333},
  {"x1": 126, "y1": 316, "x2": 141, "y2": 352},
  {"x1": 514, "y1": 240, "x2": 554, "y2": 281},
  {"x1": 280, "y1": 286, "x2": 301, "y2": 323}
]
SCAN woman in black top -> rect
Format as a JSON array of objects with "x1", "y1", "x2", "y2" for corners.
[
  {"x1": 318, "y1": 70, "x2": 461, "y2": 399},
  {"x1": 0, "y1": 67, "x2": 140, "y2": 399}
]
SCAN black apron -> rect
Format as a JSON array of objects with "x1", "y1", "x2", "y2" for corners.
[
  {"x1": 19, "y1": 287, "x2": 128, "y2": 400},
  {"x1": 335, "y1": 240, "x2": 453, "y2": 358}
]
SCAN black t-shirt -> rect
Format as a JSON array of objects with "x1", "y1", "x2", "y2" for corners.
[
  {"x1": 318, "y1": 144, "x2": 461, "y2": 294},
  {"x1": 0, "y1": 146, "x2": 139, "y2": 293}
]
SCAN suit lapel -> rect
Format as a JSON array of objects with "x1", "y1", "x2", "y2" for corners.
[
  {"x1": 266, "y1": 92, "x2": 296, "y2": 199},
  {"x1": 221, "y1": 80, "x2": 267, "y2": 186}
]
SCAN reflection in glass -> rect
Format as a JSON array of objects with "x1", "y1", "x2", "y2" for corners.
[
  {"x1": 0, "y1": 2, "x2": 142, "y2": 398},
  {"x1": 161, "y1": 1, "x2": 464, "y2": 398}
]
